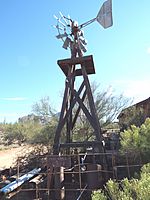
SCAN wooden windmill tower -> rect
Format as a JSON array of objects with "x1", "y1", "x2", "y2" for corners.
[{"x1": 53, "y1": 0, "x2": 113, "y2": 155}]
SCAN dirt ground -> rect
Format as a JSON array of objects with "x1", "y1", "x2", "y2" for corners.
[
  {"x1": 0, "y1": 147, "x2": 23, "y2": 169},
  {"x1": 0, "y1": 145, "x2": 34, "y2": 170}
]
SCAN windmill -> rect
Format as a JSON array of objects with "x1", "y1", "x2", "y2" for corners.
[
  {"x1": 53, "y1": 0, "x2": 113, "y2": 155},
  {"x1": 51, "y1": 1, "x2": 113, "y2": 199}
]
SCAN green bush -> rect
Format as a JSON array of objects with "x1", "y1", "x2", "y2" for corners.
[
  {"x1": 92, "y1": 189, "x2": 107, "y2": 200},
  {"x1": 92, "y1": 163, "x2": 150, "y2": 200},
  {"x1": 120, "y1": 118, "x2": 150, "y2": 159}
]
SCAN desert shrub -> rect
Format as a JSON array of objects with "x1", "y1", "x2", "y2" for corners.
[
  {"x1": 120, "y1": 118, "x2": 150, "y2": 160},
  {"x1": 92, "y1": 163, "x2": 150, "y2": 200}
]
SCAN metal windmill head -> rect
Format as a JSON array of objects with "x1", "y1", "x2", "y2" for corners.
[
  {"x1": 53, "y1": 0, "x2": 113, "y2": 57},
  {"x1": 53, "y1": 12, "x2": 87, "y2": 57}
]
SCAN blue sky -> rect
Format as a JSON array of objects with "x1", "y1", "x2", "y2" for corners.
[{"x1": 0, "y1": 0, "x2": 150, "y2": 123}]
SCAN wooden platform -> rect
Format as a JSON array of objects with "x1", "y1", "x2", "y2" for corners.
[{"x1": 57, "y1": 55, "x2": 95, "y2": 76}]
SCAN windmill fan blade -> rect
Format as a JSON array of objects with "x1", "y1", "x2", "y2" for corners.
[
  {"x1": 58, "y1": 19, "x2": 66, "y2": 27},
  {"x1": 53, "y1": 25, "x2": 64, "y2": 30},
  {"x1": 62, "y1": 37, "x2": 71, "y2": 49},
  {"x1": 79, "y1": 37, "x2": 87, "y2": 45},
  {"x1": 56, "y1": 32, "x2": 68, "y2": 39},
  {"x1": 53, "y1": 15, "x2": 59, "y2": 20},
  {"x1": 79, "y1": 39, "x2": 87, "y2": 53},
  {"x1": 54, "y1": 14, "x2": 66, "y2": 27},
  {"x1": 96, "y1": 0, "x2": 113, "y2": 29},
  {"x1": 68, "y1": 14, "x2": 72, "y2": 26},
  {"x1": 59, "y1": 12, "x2": 68, "y2": 25}
]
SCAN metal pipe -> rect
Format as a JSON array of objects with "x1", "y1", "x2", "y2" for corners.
[
  {"x1": 76, "y1": 185, "x2": 87, "y2": 200},
  {"x1": 0, "y1": 168, "x2": 41, "y2": 195}
]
